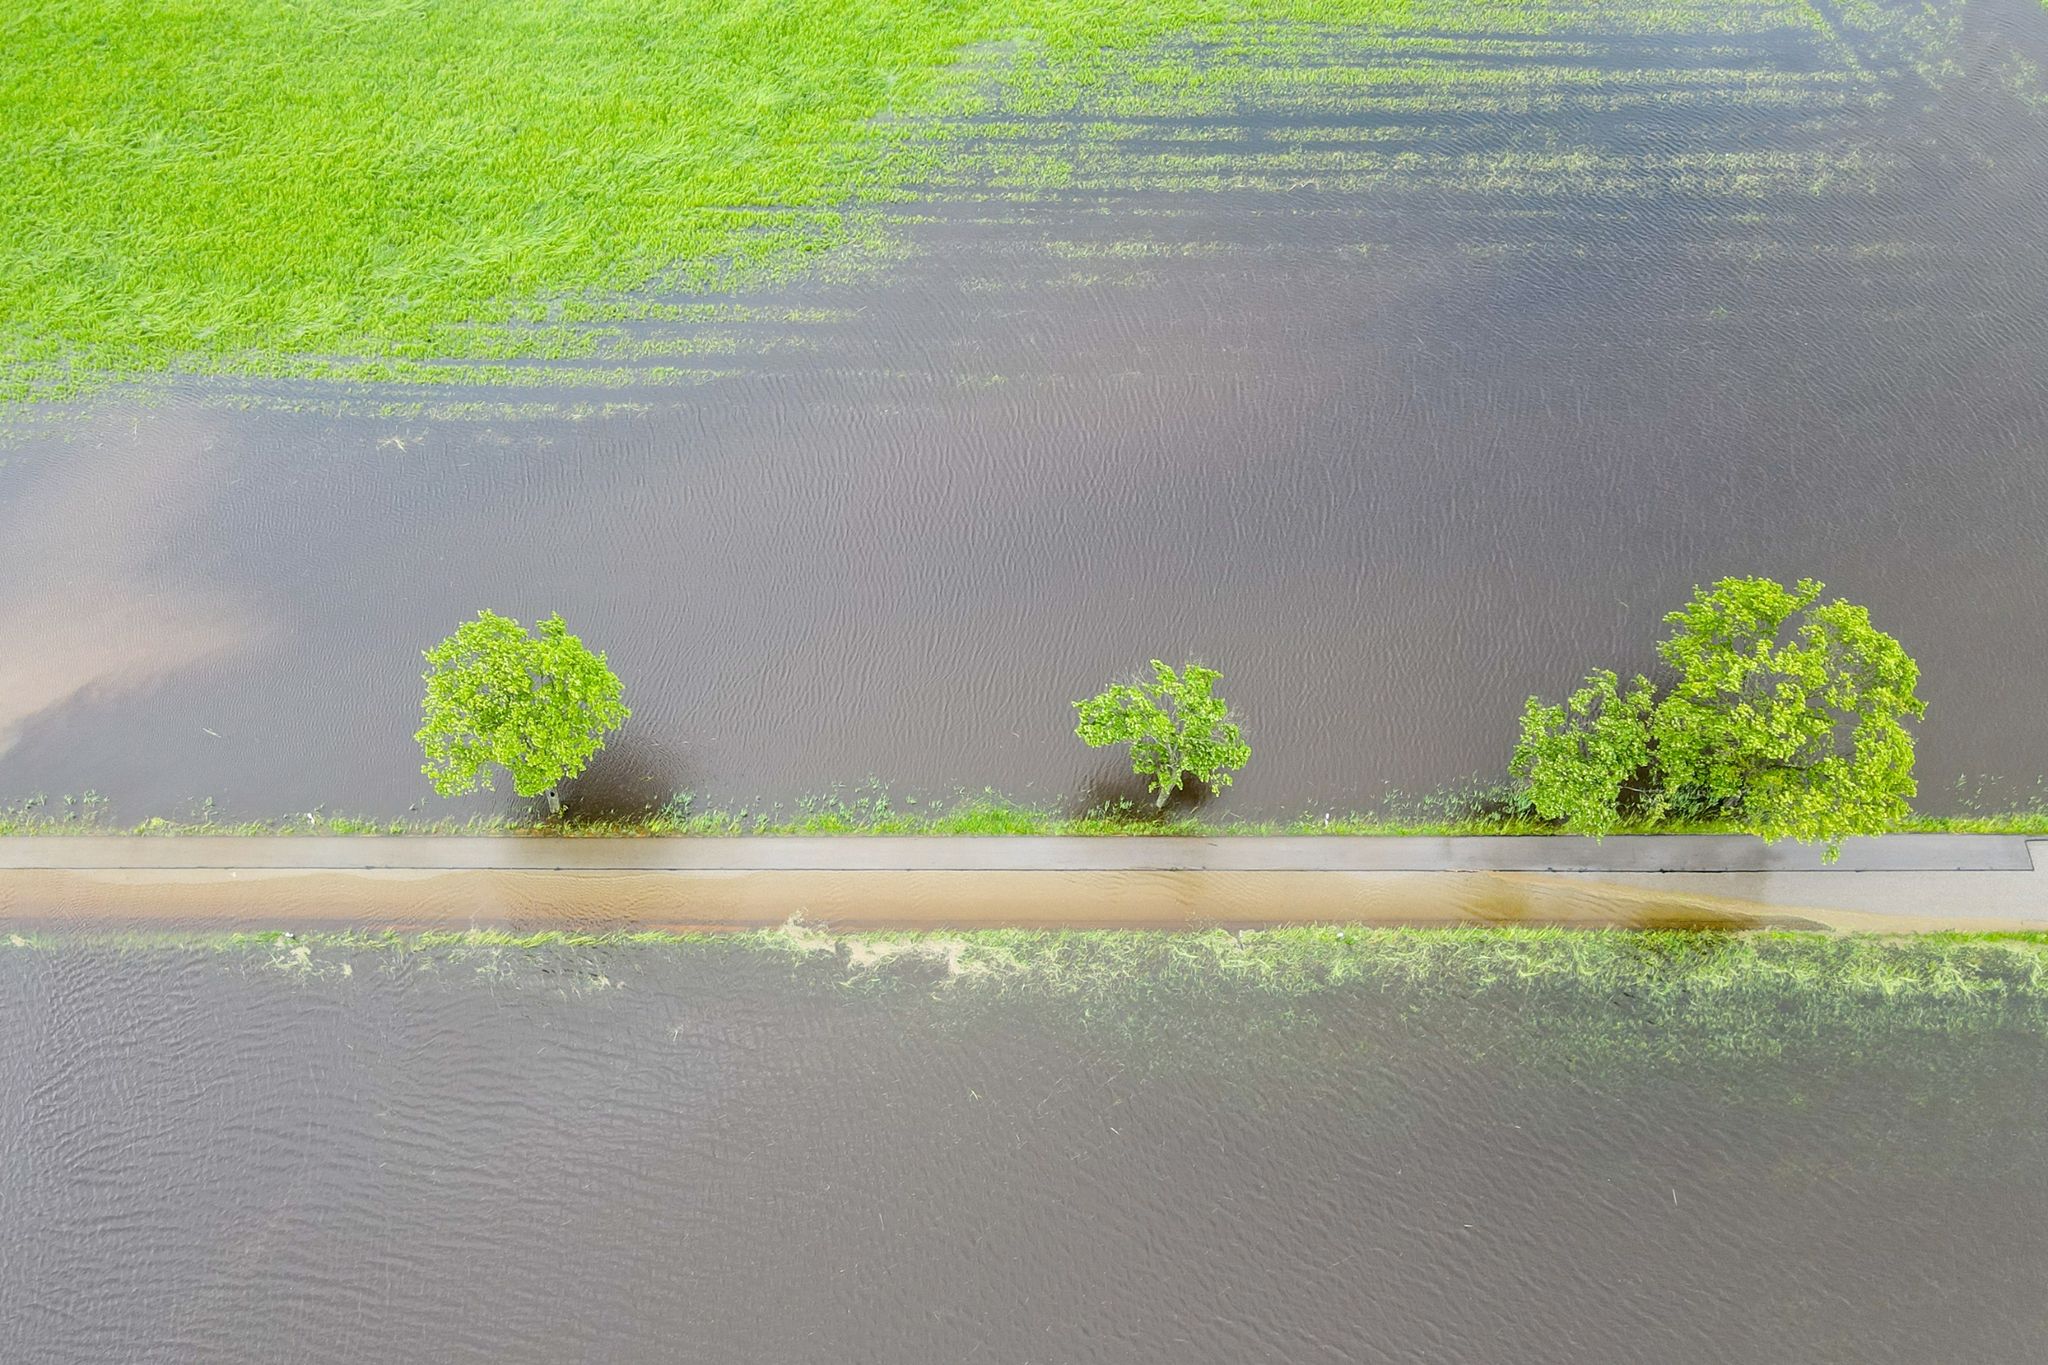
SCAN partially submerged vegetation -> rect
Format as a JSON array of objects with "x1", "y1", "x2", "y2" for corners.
[
  {"x1": 7, "y1": 929, "x2": 2045, "y2": 1098},
  {"x1": 2, "y1": 0, "x2": 1948, "y2": 408},
  {"x1": 7, "y1": 920, "x2": 2043, "y2": 981},
  {"x1": 9, "y1": 928, "x2": 2043, "y2": 1084},
  {"x1": 292, "y1": 923, "x2": 2048, "y2": 993},
  {"x1": 5, "y1": 5, "x2": 2042, "y2": 845},
  {"x1": 2, "y1": 784, "x2": 2045, "y2": 838},
  {"x1": 13, "y1": 924, "x2": 2048, "y2": 1015},
  {"x1": 1074, "y1": 660, "x2": 1250, "y2": 807},
  {"x1": 1515, "y1": 577, "x2": 1925, "y2": 856},
  {"x1": 5, "y1": 0, "x2": 1419, "y2": 404},
  {"x1": 323, "y1": 577, "x2": 1966, "y2": 850}
]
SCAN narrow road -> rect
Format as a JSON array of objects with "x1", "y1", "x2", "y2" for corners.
[{"x1": 0, "y1": 835, "x2": 2040, "y2": 932}]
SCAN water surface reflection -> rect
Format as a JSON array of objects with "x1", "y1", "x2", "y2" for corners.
[
  {"x1": 4, "y1": 0, "x2": 2046, "y2": 817},
  {"x1": 2, "y1": 936, "x2": 2043, "y2": 1362}
]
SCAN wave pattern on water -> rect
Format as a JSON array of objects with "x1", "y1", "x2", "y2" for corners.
[
  {"x1": 2, "y1": 936, "x2": 2047, "y2": 1363},
  {"x1": 2, "y1": 0, "x2": 2047, "y2": 817}
]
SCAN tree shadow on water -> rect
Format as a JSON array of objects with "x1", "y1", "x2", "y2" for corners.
[
  {"x1": 1071, "y1": 764, "x2": 1219, "y2": 826},
  {"x1": 555, "y1": 730, "x2": 693, "y2": 825}
]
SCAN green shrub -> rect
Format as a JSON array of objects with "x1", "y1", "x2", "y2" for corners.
[
  {"x1": 1075, "y1": 660, "x2": 1250, "y2": 807},
  {"x1": 1512, "y1": 577, "x2": 1925, "y2": 855}
]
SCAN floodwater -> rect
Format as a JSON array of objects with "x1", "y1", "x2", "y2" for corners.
[
  {"x1": 3, "y1": 936, "x2": 2045, "y2": 1362},
  {"x1": 6, "y1": 0, "x2": 2048, "y2": 820}
]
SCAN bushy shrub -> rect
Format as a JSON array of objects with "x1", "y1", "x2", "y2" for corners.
[
  {"x1": 1075, "y1": 661, "x2": 1250, "y2": 808},
  {"x1": 1512, "y1": 577, "x2": 1924, "y2": 855}
]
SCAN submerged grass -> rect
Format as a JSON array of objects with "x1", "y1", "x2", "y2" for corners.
[
  {"x1": 2, "y1": 784, "x2": 2045, "y2": 838},
  {"x1": 0, "y1": 0, "x2": 1365, "y2": 402},
  {"x1": 15, "y1": 924, "x2": 2048, "y2": 1025},
  {"x1": 8, "y1": 922, "x2": 2044, "y2": 993},
  {"x1": 5, "y1": 0, "x2": 1861, "y2": 406},
  {"x1": 12, "y1": 926, "x2": 2044, "y2": 1075},
  {"x1": 243, "y1": 926, "x2": 2048, "y2": 1073}
]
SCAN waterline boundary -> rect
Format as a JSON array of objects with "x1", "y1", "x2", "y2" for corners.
[{"x1": 0, "y1": 833, "x2": 2034, "y2": 873}]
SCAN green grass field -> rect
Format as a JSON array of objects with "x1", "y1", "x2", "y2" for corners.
[
  {"x1": 0, "y1": 0, "x2": 1365, "y2": 403},
  {"x1": 5, "y1": 0, "x2": 1878, "y2": 406}
]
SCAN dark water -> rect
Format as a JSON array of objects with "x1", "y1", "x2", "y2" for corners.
[
  {"x1": 3, "y1": 937, "x2": 2045, "y2": 1362},
  {"x1": 5, "y1": 0, "x2": 2048, "y2": 819}
]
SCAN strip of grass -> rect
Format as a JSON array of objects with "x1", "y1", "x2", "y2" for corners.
[
  {"x1": 13, "y1": 928, "x2": 2042, "y2": 1089},
  {"x1": 15, "y1": 923, "x2": 2048, "y2": 1000},
  {"x1": 3, "y1": 786, "x2": 2045, "y2": 837},
  {"x1": 6, "y1": 0, "x2": 1843, "y2": 405}
]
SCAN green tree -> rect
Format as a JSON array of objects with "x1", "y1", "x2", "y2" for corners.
[
  {"x1": 1511, "y1": 577, "x2": 1925, "y2": 856},
  {"x1": 1509, "y1": 668, "x2": 1660, "y2": 837},
  {"x1": 417, "y1": 611, "x2": 629, "y2": 814},
  {"x1": 1075, "y1": 660, "x2": 1250, "y2": 808}
]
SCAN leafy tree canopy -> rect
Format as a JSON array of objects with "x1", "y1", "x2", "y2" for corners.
[
  {"x1": 417, "y1": 611, "x2": 629, "y2": 801},
  {"x1": 1511, "y1": 577, "x2": 1925, "y2": 855},
  {"x1": 1075, "y1": 660, "x2": 1250, "y2": 808}
]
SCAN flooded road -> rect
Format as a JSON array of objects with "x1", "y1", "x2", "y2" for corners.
[
  {"x1": 3, "y1": 933, "x2": 2045, "y2": 1362},
  {"x1": 4, "y1": 0, "x2": 2048, "y2": 820}
]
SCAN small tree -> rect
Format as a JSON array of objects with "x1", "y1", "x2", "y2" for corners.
[
  {"x1": 417, "y1": 611, "x2": 629, "y2": 814},
  {"x1": 1075, "y1": 660, "x2": 1250, "y2": 808},
  {"x1": 1510, "y1": 668, "x2": 1659, "y2": 837},
  {"x1": 1512, "y1": 577, "x2": 1925, "y2": 857}
]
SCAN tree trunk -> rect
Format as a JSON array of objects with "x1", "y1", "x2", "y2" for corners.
[
  {"x1": 1154, "y1": 744, "x2": 1182, "y2": 809},
  {"x1": 544, "y1": 789, "x2": 563, "y2": 817}
]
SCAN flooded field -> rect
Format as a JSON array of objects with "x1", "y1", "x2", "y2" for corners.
[
  {"x1": 4, "y1": 929, "x2": 2046, "y2": 1362},
  {"x1": 5, "y1": 0, "x2": 2048, "y2": 819}
]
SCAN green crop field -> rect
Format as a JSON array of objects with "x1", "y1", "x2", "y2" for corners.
[
  {"x1": 0, "y1": 0, "x2": 1992, "y2": 407},
  {"x1": 2, "y1": 0, "x2": 1394, "y2": 404}
]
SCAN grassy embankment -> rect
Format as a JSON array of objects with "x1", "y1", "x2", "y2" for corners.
[
  {"x1": 4, "y1": 0, "x2": 1870, "y2": 407},
  {"x1": 2, "y1": 785, "x2": 2044, "y2": 837},
  {"x1": 12, "y1": 927, "x2": 2048, "y2": 1058}
]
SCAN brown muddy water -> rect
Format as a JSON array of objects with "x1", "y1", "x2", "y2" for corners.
[
  {"x1": 5, "y1": 0, "x2": 2048, "y2": 821},
  {"x1": 4, "y1": 934, "x2": 2046, "y2": 1363}
]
